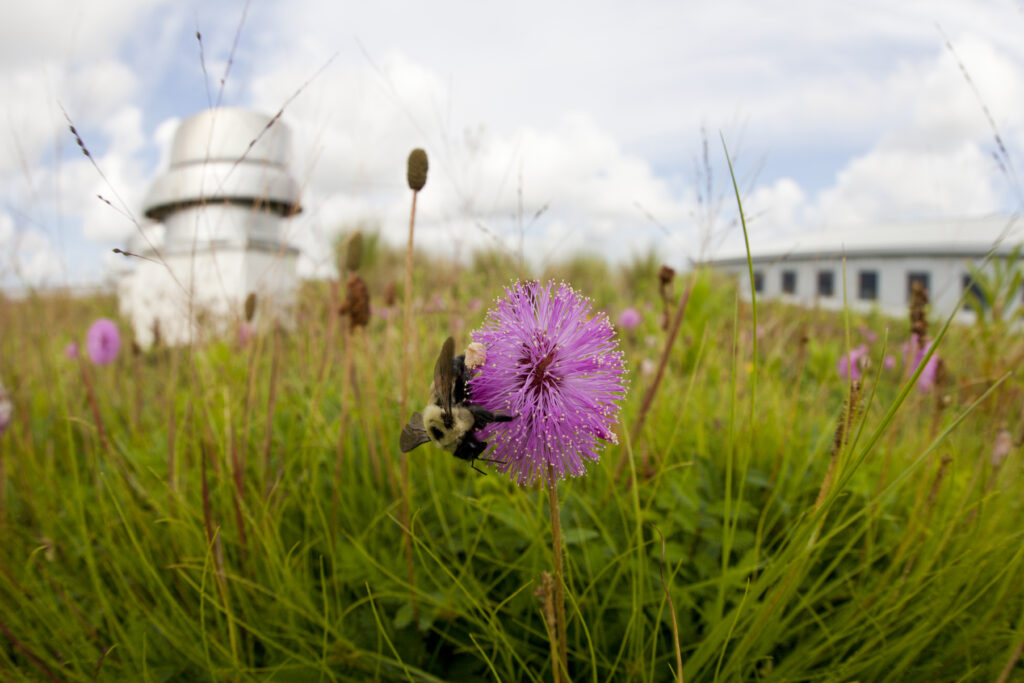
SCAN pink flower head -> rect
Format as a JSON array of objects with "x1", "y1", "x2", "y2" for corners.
[
  {"x1": 858, "y1": 325, "x2": 878, "y2": 344},
  {"x1": 85, "y1": 318, "x2": 121, "y2": 365},
  {"x1": 838, "y1": 344, "x2": 870, "y2": 381},
  {"x1": 64, "y1": 342, "x2": 80, "y2": 360},
  {"x1": 0, "y1": 378, "x2": 11, "y2": 437},
  {"x1": 237, "y1": 322, "x2": 254, "y2": 347},
  {"x1": 470, "y1": 281, "x2": 628, "y2": 485},
  {"x1": 618, "y1": 307, "x2": 643, "y2": 331},
  {"x1": 425, "y1": 294, "x2": 446, "y2": 313},
  {"x1": 912, "y1": 341, "x2": 940, "y2": 392},
  {"x1": 903, "y1": 334, "x2": 940, "y2": 392}
]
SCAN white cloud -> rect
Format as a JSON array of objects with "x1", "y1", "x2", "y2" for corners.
[
  {"x1": 813, "y1": 142, "x2": 1001, "y2": 226},
  {"x1": 4, "y1": 0, "x2": 1024, "y2": 290},
  {"x1": 0, "y1": 212, "x2": 67, "y2": 288}
]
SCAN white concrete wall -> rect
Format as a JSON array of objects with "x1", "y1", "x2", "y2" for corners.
[
  {"x1": 123, "y1": 229, "x2": 297, "y2": 347},
  {"x1": 725, "y1": 254, "x2": 1015, "y2": 322}
]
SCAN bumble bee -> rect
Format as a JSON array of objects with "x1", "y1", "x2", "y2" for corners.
[{"x1": 399, "y1": 336, "x2": 514, "y2": 473}]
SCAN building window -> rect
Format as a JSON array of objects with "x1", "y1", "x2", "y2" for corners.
[
  {"x1": 781, "y1": 270, "x2": 797, "y2": 294},
  {"x1": 858, "y1": 270, "x2": 878, "y2": 301},
  {"x1": 752, "y1": 270, "x2": 764, "y2": 293},
  {"x1": 817, "y1": 270, "x2": 835, "y2": 297},
  {"x1": 907, "y1": 272, "x2": 930, "y2": 302},
  {"x1": 963, "y1": 274, "x2": 987, "y2": 311}
]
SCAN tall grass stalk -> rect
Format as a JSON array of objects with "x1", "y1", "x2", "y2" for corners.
[
  {"x1": 399, "y1": 149, "x2": 428, "y2": 624},
  {"x1": 2, "y1": 242, "x2": 1024, "y2": 680}
]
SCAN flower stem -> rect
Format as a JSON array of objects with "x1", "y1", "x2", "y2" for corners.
[
  {"x1": 536, "y1": 572, "x2": 561, "y2": 683},
  {"x1": 653, "y1": 524, "x2": 685, "y2": 683},
  {"x1": 621, "y1": 274, "x2": 694, "y2": 480},
  {"x1": 547, "y1": 463, "x2": 568, "y2": 678},
  {"x1": 263, "y1": 325, "x2": 281, "y2": 483},
  {"x1": 399, "y1": 188, "x2": 419, "y2": 624},
  {"x1": 0, "y1": 439, "x2": 5, "y2": 524},
  {"x1": 78, "y1": 357, "x2": 109, "y2": 453}
]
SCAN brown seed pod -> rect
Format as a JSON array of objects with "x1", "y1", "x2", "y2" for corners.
[
  {"x1": 383, "y1": 281, "x2": 398, "y2": 307},
  {"x1": 909, "y1": 280, "x2": 928, "y2": 344},
  {"x1": 244, "y1": 292, "x2": 258, "y2": 322},
  {"x1": 343, "y1": 231, "x2": 363, "y2": 272},
  {"x1": 658, "y1": 265, "x2": 675, "y2": 289},
  {"x1": 340, "y1": 273, "x2": 370, "y2": 328},
  {"x1": 407, "y1": 148, "x2": 428, "y2": 192}
]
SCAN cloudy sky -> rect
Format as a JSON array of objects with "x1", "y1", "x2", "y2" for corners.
[{"x1": 2, "y1": 0, "x2": 1023, "y2": 289}]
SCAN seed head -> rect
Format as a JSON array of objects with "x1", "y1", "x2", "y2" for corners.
[
  {"x1": 407, "y1": 148, "x2": 429, "y2": 191},
  {"x1": 340, "y1": 274, "x2": 370, "y2": 328},
  {"x1": 244, "y1": 292, "x2": 258, "y2": 322},
  {"x1": 909, "y1": 281, "x2": 928, "y2": 342},
  {"x1": 343, "y1": 231, "x2": 364, "y2": 272},
  {"x1": 658, "y1": 265, "x2": 675, "y2": 288}
]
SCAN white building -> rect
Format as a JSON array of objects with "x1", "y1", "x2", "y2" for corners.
[
  {"x1": 708, "y1": 216, "x2": 1023, "y2": 321},
  {"x1": 119, "y1": 108, "x2": 302, "y2": 347}
]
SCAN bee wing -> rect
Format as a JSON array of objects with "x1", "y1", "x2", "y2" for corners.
[
  {"x1": 433, "y1": 336, "x2": 456, "y2": 414},
  {"x1": 400, "y1": 412, "x2": 431, "y2": 452}
]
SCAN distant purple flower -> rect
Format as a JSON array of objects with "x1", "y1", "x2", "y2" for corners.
[
  {"x1": 618, "y1": 307, "x2": 643, "y2": 331},
  {"x1": 425, "y1": 294, "x2": 446, "y2": 313},
  {"x1": 838, "y1": 344, "x2": 870, "y2": 381},
  {"x1": 0, "y1": 378, "x2": 11, "y2": 436},
  {"x1": 470, "y1": 281, "x2": 627, "y2": 485},
  {"x1": 883, "y1": 354, "x2": 896, "y2": 370},
  {"x1": 64, "y1": 342, "x2": 80, "y2": 360},
  {"x1": 912, "y1": 341, "x2": 940, "y2": 392},
  {"x1": 85, "y1": 318, "x2": 121, "y2": 365},
  {"x1": 858, "y1": 325, "x2": 878, "y2": 344},
  {"x1": 237, "y1": 322, "x2": 254, "y2": 347},
  {"x1": 903, "y1": 334, "x2": 940, "y2": 392}
]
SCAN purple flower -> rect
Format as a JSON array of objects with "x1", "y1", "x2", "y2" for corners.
[
  {"x1": 903, "y1": 334, "x2": 940, "y2": 392},
  {"x1": 64, "y1": 342, "x2": 80, "y2": 360},
  {"x1": 618, "y1": 307, "x2": 643, "y2": 331},
  {"x1": 425, "y1": 294, "x2": 446, "y2": 313},
  {"x1": 838, "y1": 344, "x2": 870, "y2": 381},
  {"x1": 858, "y1": 325, "x2": 878, "y2": 344},
  {"x1": 237, "y1": 322, "x2": 254, "y2": 347},
  {"x1": 85, "y1": 318, "x2": 121, "y2": 365},
  {"x1": 0, "y1": 378, "x2": 11, "y2": 436},
  {"x1": 470, "y1": 281, "x2": 627, "y2": 485},
  {"x1": 912, "y1": 341, "x2": 940, "y2": 392}
]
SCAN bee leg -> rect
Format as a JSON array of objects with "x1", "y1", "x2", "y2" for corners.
[
  {"x1": 468, "y1": 404, "x2": 517, "y2": 430},
  {"x1": 451, "y1": 354, "x2": 470, "y2": 404},
  {"x1": 453, "y1": 434, "x2": 487, "y2": 463},
  {"x1": 471, "y1": 461, "x2": 488, "y2": 475}
]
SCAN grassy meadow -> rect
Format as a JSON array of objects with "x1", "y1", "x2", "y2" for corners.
[{"x1": 1, "y1": 238, "x2": 1023, "y2": 682}]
